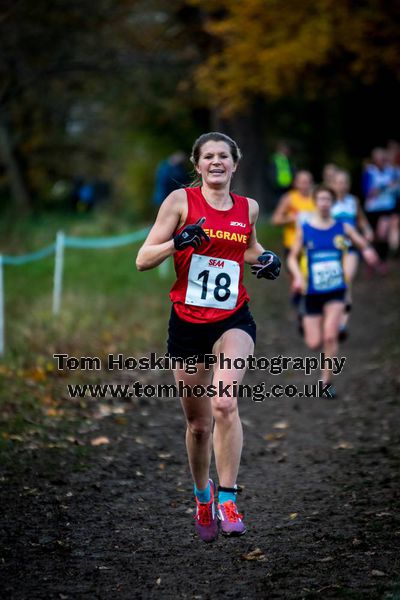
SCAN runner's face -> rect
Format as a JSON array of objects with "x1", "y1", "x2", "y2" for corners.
[
  {"x1": 333, "y1": 174, "x2": 349, "y2": 196},
  {"x1": 295, "y1": 174, "x2": 312, "y2": 195},
  {"x1": 323, "y1": 165, "x2": 338, "y2": 185},
  {"x1": 372, "y1": 150, "x2": 386, "y2": 168},
  {"x1": 315, "y1": 192, "x2": 333, "y2": 218},
  {"x1": 196, "y1": 141, "x2": 237, "y2": 186}
]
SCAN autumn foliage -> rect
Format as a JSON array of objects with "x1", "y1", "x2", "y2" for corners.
[{"x1": 189, "y1": 0, "x2": 400, "y2": 115}]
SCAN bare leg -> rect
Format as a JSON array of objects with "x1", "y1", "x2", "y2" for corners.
[
  {"x1": 303, "y1": 314, "x2": 323, "y2": 352},
  {"x1": 211, "y1": 329, "x2": 254, "y2": 487},
  {"x1": 375, "y1": 216, "x2": 390, "y2": 266},
  {"x1": 322, "y1": 302, "x2": 345, "y2": 384},
  {"x1": 173, "y1": 365, "x2": 213, "y2": 491},
  {"x1": 389, "y1": 214, "x2": 400, "y2": 253},
  {"x1": 342, "y1": 252, "x2": 359, "y2": 328}
]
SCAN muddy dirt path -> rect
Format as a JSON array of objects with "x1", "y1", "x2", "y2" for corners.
[{"x1": 1, "y1": 266, "x2": 399, "y2": 599}]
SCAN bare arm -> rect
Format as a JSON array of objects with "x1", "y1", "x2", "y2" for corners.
[
  {"x1": 244, "y1": 198, "x2": 265, "y2": 264},
  {"x1": 343, "y1": 223, "x2": 379, "y2": 266},
  {"x1": 344, "y1": 222, "x2": 370, "y2": 250},
  {"x1": 355, "y1": 198, "x2": 374, "y2": 242},
  {"x1": 287, "y1": 226, "x2": 305, "y2": 291},
  {"x1": 135, "y1": 189, "x2": 186, "y2": 271},
  {"x1": 271, "y1": 193, "x2": 296, "y2": 226}
]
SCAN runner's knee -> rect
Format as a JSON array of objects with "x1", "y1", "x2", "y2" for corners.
[
  {"x1": 186, "y1": 418, "x2": 212, "y2": 439},
  {"x1": 323, "y1": 332, "x2": 337, "y2": 346},
  {"x1": 305, "y1": 337, "x2": 321, "y2": 351},
  {"x1": 212, "y1": 397, "x2": 238, "y2": 422}
]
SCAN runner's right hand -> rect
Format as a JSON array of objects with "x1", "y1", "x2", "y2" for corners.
[
  {"x1": 173, "y1": 217, "x2": 210, "y2": 251},
  {"x1": 291, "y1": 275, "x2": 304, "y2": 294}
]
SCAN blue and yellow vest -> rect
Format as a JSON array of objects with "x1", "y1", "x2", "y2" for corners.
[{"x1": 302, "y1": 221, "x2": 347, "y2": 295}]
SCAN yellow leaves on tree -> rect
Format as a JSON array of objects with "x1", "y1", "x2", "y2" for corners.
[{"x1": 188, "y1": 0, "x2": 400, "y2": 115}]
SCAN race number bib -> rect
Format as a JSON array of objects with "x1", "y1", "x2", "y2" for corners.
[
  {"x1": 185, "y1": 254, "x2": 240, "y2": 310},
  {"x1": 365, "y1": 192, "x2": 396, "y2": 212},
  {"x1": 311, "y1": 259, "x2": 343, "y2": 292}
]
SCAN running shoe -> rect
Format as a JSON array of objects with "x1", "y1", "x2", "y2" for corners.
[
  {"x1": 327, "y1": 384, "x2": 338, "y2": 399},
  {"x1": 338, "y1": 325, "x2": 348, "y2": 342},
  {"x1": 321, "y1": 383, "x2": 338, "y2": 399},
  {"x1": 217, "y1": 500, "x2": 246, "y2": 536},
  {"x1": 194, "y1": 479, "x2": 218, "y2": 542}
]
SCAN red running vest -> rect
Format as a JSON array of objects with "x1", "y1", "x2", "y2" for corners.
[{"x1": 170, "y1": 187, "x2": 252, "y2": 323}]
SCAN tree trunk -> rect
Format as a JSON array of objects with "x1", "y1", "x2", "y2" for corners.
[
  {"x1": 211, "y1": 99, "x2": 272, "y2": 214},
  {"x1": 0, "y1": 112, "x2": 32, "y2": 214}
]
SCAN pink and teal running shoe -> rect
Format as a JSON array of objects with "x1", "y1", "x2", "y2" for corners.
[
  {"x1": 193, "y1": 479, "x2": 218, "y2": 543},
  {"x1": 217, "y1": 500, "x2": 246, "y2": 536}
]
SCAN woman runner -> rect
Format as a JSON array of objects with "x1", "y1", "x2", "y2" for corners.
[
  {"x1": 288, "y1": 186, "x2": 379, "y2": 397},
  {"x1": 362, "y1": 147, "x2": 397, "y2": 269},
  {"x1": 136, "y1": 132, "x2": 281, "y2": 542},
  {"x1": 271, "y1": 170, "x2": 315, "y2": 261},
  {"x1": 271, "y1": 170, "x2": 316, "y2": 333},
  {"x1": 331, "y1": 169, "x2": 373, "y2": 338}
]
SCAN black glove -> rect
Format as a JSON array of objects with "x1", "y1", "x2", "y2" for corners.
[
  {"x1": 251, "y1": 250, "x2": 281, "y2": 280},
  {"x1": 173, "y1": 217, "x2": 210, "y2": 251}
]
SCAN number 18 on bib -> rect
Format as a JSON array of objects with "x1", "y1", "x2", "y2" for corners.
[{"x1": 185, "y1": 254, "x2": 240, "y2": 310}]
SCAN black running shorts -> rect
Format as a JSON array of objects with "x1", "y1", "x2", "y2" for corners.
[
  {"x1": 300, "y1": 290, "x2": 346, "y2": 316},
  {"x1": 366, "y1": 210, "x2": 395, "y2": 228},
  {"x1": 167, "y1": 302, "x2": 256, "y2": 361}
]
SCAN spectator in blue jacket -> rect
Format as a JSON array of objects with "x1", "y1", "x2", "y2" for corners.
[{"x1": 153, "y1": 151, "x2": 188, "y2": 207}]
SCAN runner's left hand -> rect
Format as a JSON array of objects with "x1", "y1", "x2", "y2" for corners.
[
  {"x1": 251, "y1": 251, "x2": 281, "y2": 280},
  {"x1": 362, "y1": 246, "x2": 380, "y2": 268}
]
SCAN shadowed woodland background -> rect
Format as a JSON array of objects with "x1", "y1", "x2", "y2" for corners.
[{"x1": 1, "y1": 0, "x2": 400, "y2": 216}]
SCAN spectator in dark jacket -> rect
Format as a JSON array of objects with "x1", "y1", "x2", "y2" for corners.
[{"x1": 153, "y1": 151, "x2": 188, "y2": 207}]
